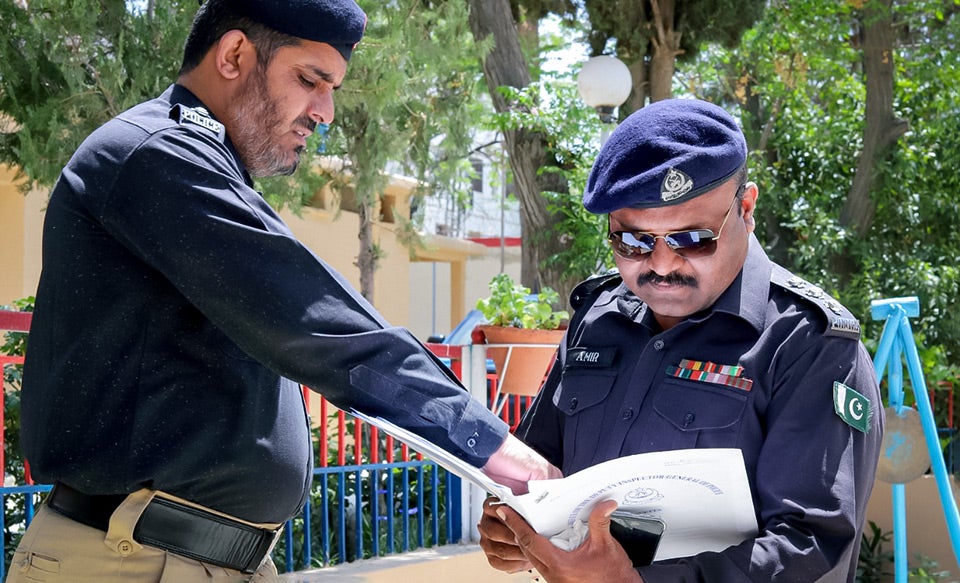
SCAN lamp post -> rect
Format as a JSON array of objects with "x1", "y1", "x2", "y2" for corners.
[{"x1": 577, "y1": 55, "x2": 632, "y2": 144}]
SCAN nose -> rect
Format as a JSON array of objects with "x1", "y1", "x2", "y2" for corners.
[
  {"x1": 645, "y1": 237, "x2": 685, "y2": 275},
  {"x1": 308, "y1": 89, "x2": 335, "y2": 125}
]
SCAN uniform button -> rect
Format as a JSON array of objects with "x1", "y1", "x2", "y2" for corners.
[
  {"x1": 466, "y1": 437, "x2": 477, "y2": 448},
  {"x1": 117, "y1": 540, "x2": 134, "y2": 556},
  {"x1": 653, "y1": 340, "x2": 665, "y2": 350},
  {"x1": 569, "y1": 398, "x2": 579, "y2": 410},
  {"x1": 621, "y1": 408, "x2": 634, "y2": 420},
  {"x1": 683, "y1": 413, "x2": 696, "y2": 428}
]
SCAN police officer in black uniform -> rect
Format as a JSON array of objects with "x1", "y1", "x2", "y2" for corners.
[
  {"x1": 10, "y1": 1, "x2": 557, "y2": 581},
  {"x1": 478, "y1": 99, "x2": 883, "y2": 582}
]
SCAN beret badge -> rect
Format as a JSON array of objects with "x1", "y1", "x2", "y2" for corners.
[{"x1": 661, "y1": 168, "x2": 694, "y2": 202}]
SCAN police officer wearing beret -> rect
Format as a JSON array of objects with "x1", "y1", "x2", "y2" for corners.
[
  {"x1": 478, "y1": 99, "x2": 883, "y2": 582},
  {"x1": 9, "y1": 1, "x2": 559, "y2": 581}
]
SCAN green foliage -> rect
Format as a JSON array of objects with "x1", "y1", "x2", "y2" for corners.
[
  {"x1": 0, "y1": 0, "x2": 194, "y2": 190},
  {"x1": 857, "y1": 521, "x2": 893, "y2": 583},
  {"x1": 679, "y1": 0, "x2": 960, "y2": 374},
  {"x1": 476, "y1": 273, "x2": 569, "y2": 329}
]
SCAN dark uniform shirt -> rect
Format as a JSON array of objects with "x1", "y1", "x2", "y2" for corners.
[
  {"x1": 21, "y1": 84, "x2": 507, "y2": 524},
  {"x1": 517, "y1": 236, "x2": 883, "y2": 582}
]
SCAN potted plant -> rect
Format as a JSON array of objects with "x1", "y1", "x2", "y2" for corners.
[{"x1": 473, "y1": 273, "x2": 569, "y2": 399}]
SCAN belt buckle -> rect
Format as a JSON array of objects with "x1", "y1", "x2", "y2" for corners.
[{"x1": 242, "y1": 523, "x2": 282, "y2": 574}]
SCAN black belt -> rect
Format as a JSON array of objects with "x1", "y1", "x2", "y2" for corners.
[{"x1": 46, "y1": 483, "x2": 279, "y2": 574}]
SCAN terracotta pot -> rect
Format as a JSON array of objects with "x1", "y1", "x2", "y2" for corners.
[{"x1": 475, "y1": 325, "x2": 565, "y2": 397}]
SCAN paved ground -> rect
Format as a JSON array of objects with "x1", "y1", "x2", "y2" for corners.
[{"x1": 280, "y1": 544, "x2": 535, "y2": 583}]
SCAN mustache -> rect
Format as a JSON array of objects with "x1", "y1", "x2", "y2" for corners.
[
  {"x1": 298, "y1": 116, "x2": 318, "y2": 134},
  {"x1": 636, "y1": 271, "x2": 698, "y2": 288}
]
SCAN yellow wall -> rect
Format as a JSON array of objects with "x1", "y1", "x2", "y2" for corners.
[
  {"x1": 0, "y1": 165, "x2": 44, "y2": 306},
  {"x1": 280, "y1": 205, "x2": 411, "y2": 327}
]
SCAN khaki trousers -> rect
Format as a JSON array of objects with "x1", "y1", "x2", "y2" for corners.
[{"x1": 5, "y1": 489, "x2": 283, "y2": 583}]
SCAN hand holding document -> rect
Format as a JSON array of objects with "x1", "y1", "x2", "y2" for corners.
[{"x1": 350, "y1": 409, "x2": 758, "y2": 561}]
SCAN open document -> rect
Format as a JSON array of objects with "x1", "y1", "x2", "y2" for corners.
[{"x1": 350, "y1": 409, "x2": 758, "y2": 561}]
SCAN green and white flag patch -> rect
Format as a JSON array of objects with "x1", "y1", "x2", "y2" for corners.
[{"x1": 833, "y1": 381, "x2": 872, "y2": 433}]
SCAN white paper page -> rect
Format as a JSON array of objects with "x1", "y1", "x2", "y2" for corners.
[
  {"x1": 518, "y1": 448, "x2": 758, "y2": 560},
  {"x1": 350, "y1": 410, "x2": 757, "y2": 560}
]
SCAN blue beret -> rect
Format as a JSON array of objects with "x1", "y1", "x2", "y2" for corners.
[
  {"x1": 233, "y1": 0, "x2": 366, "y2": 61},
  {"x1": 583, "y1": 98, "x2": 747, "y2": 214}
]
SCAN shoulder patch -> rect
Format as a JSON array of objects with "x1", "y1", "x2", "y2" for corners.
[
  {"x1": 771, "y1": 265, "x2": 861, "y2": 340},
  {"x1": 169, "y1": 104, "x2": 225, "y2": 143}
]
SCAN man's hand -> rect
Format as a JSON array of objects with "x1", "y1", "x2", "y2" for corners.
[
  {"x1": 495, "y1": 499, "x2": 644, "y2": 583},
  {"x1": 481, "y1": 433, "x2": 562, "y2": 495},
  {"x1": 478, "y1": 496, "x2": 533, "y2": 573}
]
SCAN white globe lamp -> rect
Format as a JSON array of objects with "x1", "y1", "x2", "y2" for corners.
[{"x1": 577, "y1": 55, "x2": 633, "y2": 124}]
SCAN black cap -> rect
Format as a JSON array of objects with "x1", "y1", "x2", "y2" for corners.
[{"x1": 232, "y1": 0, "x2": 366, "y2": 61}]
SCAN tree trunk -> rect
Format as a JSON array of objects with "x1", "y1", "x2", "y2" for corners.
[
  {"x1": 648, "y1": 0, "x2": 682, "y2": 102},
  {"x1": 624, "y1": 57, "x2": 648, "y2": 115},
  {"x1": 357, "y1": 202, "x2": 377, "y2": 303},
  {"x1": 467, "y1": 0, "x2": 571, "y2": 301},
  {"x1": 834, "y1": 0, "x2": 908, "y2": 281}
]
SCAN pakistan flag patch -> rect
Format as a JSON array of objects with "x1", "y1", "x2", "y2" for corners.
[{"x1": 833, "y1": 381, "x2": 872, "y2": 433}]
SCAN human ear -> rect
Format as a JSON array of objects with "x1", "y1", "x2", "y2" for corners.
[
  {"x1": 741, "y1": 182, "x2": 759, "y2": 232},
  {"x1": 214, "y1": 29, "x2": 255, "y2": 81}
]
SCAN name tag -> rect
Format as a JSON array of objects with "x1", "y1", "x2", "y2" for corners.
[{"x1": 567, "y1": 347, "x2": 617, "y2": 368}]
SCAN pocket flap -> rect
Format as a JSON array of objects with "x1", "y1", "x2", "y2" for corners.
[
  {"x1": 554, "y1": 370, "x2": 617, "y2": 416},
  {"x1": 653, "y1": 378, "x2": 747, "y2": 431}
]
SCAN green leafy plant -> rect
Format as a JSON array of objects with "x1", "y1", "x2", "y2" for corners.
[
  {"x1": 857, "y1": 521, "x2": 893, "y2": 583},
  {"x1": 475, "y1": 273, "x2": 569, "y2": 330}
]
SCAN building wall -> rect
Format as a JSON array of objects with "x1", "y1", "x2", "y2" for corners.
[
  {"x1": 0, "y1": 166, "x2": 44, "y2": 306},
  {"x1": 407, "y1": 246, "x2": 521, "y2": 342}
]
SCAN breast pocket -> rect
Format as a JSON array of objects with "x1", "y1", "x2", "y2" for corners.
[
  {"x1": 650, "y1": 378, "x2": 748, "y2": 450},
  {"x1": 555, "y1": 368, "x2": 617, "y2": 471}
]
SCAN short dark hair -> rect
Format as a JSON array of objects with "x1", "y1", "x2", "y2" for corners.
[
  {"x1": 732, "y1": 165, "x2": 748, "y2": 215},
  {"x1": 179, "y1": 0, "x2": 301, "y2": 75}
]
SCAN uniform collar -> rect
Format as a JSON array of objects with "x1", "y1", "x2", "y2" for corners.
[{"x1": 705, "y1": 234, "x2": 771, "y2": 334}]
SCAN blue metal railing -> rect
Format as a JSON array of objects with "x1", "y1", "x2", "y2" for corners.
[{"x1": 279, "y1": 460, "x2": 461, "y2": 571}]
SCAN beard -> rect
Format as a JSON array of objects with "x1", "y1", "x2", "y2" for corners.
[{"x1": 225, "y1": 66, "x2": 308, "y2": 178}]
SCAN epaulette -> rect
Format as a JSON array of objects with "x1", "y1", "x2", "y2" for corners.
[
  {"x1": 770, "y1": 265, "x2": 862, "y2": 340},
  {"x1": 569, "y1": 270, "x2": 622, "y2": 312},
  {"x1": 169, "y1": 104, "x2": 226, "y2": 143}
]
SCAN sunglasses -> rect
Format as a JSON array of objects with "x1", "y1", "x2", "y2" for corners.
[{"x1": 607, "y1": 184, "x2": 744, "y2": 261}]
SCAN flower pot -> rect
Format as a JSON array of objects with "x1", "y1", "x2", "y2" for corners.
[{"x1": 474, "y1": 325, "x2": 565, "y2": 397}]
